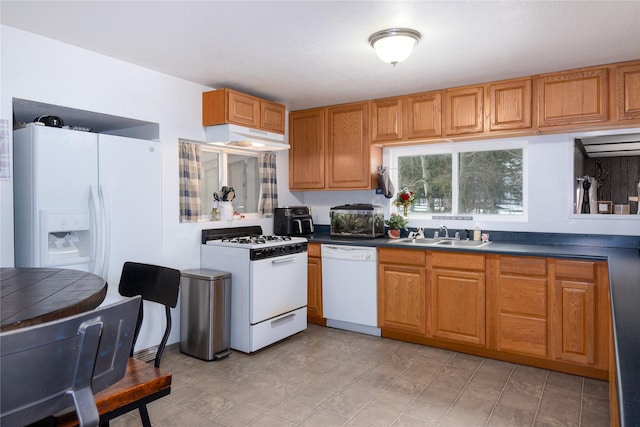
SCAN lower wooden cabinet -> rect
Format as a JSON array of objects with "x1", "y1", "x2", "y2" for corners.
[
  {"x1": 489, "y1": 255, "x2": 549, "y2": 358},
  {"x1": 306, "y1": 243, "x2": 325, "y2": 325},
  {"x1": 377, "y1": 248, "x2": 427, "y2": 336},
  {"x1": 552, "y1": 259, "x2": 609, "y2": 370},
  {"x1": 374, "y1": 249, "x2": 610, "y2": 380},
  {"x1": 430, "y1": 252, "x2": 486, "y2": 346}
]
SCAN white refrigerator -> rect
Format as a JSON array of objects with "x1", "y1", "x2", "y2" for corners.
[{"x1": 13, "y1": 125, "x2": 162, "y2": 303}]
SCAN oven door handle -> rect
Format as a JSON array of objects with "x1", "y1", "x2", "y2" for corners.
[
  {"x1": 272, "y1": 257, "x2": 297, "y2": 265},
  {"x1": 271, "y1": 313, "x2": 296, "y2": 324}
]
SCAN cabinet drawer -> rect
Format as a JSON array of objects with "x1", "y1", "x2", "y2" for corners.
[
  {"x1": 555, "y1": 260, "x2": 595, "y2": 281},
  {"x1": 307, "y1": 243, "x2": 321, "y2": 258},
  {"x1": 431, "y1": 251, "x2": 485, "y2": 271},
  {"x1": 500, "y1": 256, "x2": 546, "y2": 276},
  {"x1": 379, "y1": 247, "x2": 426, "y2": 266},
  {"x1": 499, "y1": 276, "x2": 547, "y2": 317}
]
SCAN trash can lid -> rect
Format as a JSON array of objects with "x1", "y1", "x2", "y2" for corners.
[{"x1": 181, "y1": 268, "x2": 231, "y2": 280}]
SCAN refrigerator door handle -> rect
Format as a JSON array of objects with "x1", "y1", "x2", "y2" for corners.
[
  {"x1": 98, "y1": 185, "x2": 111, "y2": 280},
  {"x1": 89, "y1": 185, "x2": 102, "y2": 275}
]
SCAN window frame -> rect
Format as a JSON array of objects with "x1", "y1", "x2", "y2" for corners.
[
  {"x1": 199, "y1": 145, "x2": 263, "y2": 221},
  {"x1": 389, "y1": 138, "x2": 529, "y2": 222}
]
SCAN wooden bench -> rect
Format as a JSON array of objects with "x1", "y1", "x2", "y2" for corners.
[{"x1": 44, "y1": 358, "x2": 171, "y2": 427}]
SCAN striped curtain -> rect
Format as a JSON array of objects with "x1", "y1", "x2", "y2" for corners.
[
  {"x1": 179, "y1": 141, "x2": 202, "y2": 222},
  {"x1": 258, "y1": 152, "x2": 278, "y2": 216}
]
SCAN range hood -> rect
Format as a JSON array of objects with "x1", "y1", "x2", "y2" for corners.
[{"x1": 204, "y1": 124, "x2": 289, "y2": 151}]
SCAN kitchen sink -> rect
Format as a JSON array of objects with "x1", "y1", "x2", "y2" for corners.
[
  {"x1": 435, "y1": 239, "x2": 490, "y2": 248},
  {"x1": 389, "y1": 238, "x2": 440, "y2": 245},
  {"x1": 389, "y1": 238, "x2": 490, "y2": 248}
]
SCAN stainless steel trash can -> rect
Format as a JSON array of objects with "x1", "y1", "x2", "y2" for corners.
[{"x1": 180, "y1": 269, "x2": 231, "y2": 360}]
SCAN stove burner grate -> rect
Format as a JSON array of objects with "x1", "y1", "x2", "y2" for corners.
[{"x1": 221, "y1": 235, "x2": 292, "y2": 245}]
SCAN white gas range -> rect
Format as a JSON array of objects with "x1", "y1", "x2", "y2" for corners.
[{"x1": 201, "y1": 226, "x2": 308, "y2": 353}]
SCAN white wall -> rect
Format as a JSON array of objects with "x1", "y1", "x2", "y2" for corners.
[
  {"x1": 294, "y1": 132, "x2": 640, "y2": 236},
  {"x1": 0, "y1": 25, "x2": 285, "y2": 350}
]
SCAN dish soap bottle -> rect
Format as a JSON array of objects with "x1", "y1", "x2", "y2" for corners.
[{"x1": 473, "y1": 223, "x2": 481, "y2": 241}]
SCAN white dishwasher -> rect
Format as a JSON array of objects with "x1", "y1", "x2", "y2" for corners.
[{"x1": 321, "y1": 244, "x2": 381, "y2": 336}]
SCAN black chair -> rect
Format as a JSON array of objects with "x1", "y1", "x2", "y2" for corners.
[
  {"x1": 0, "y1": 296, "x2": 141, "y2": 427},
  {"x1": 114, "y1": 262, "x2": 181, "y2": 426}
]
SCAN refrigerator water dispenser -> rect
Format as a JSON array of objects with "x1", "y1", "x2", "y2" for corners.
[{"x1": 40, "y1": 210, "x2": 91, "y2": 267}]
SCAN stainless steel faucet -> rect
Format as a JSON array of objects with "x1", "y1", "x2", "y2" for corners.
[{"x1": 439, "y1": 225, "x2": 449, "y2": 239}]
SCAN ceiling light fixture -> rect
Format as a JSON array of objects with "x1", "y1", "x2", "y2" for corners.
[{"x1": 368, "y1": 28, "x2": 421, "y2": 66}]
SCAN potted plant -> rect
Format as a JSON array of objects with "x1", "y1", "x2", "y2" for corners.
[{"x1": 385, "y1": 213, "x2": 409, "y2": 239}]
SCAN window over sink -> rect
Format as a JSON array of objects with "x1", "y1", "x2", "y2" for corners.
[{"x1": 390, "y1": 139, "x2": 526, "y2": 218}]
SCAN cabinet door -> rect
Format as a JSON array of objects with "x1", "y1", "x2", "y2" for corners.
[
  {"x1": 431, "y1": 268, "x2": 485, "y2": 345},
  {"x1": 554, "y1": 279, "x2": 596, "y2": 365},
  {"x1": 307, "y1": 250, "x2": 324, "y2": 325},
  {"x1": 615, "y1": 62, "x2": 640, "y2": 120},
  {"x1": 260, "y1": 100, "x2": 286, "y2": 133},
  {"x1": 444, "y1": 86, "x2": 484, "y2": 136},
  {"x1": 404, "y1": 92, "x2": 442, "y2": 139},
  {"x1": 378, "y1": 263, "x2": 427, "y2": 335},
  {"x1": 289, "y1": 109, "x2": 325, "y2": 189},
  {"x1": 536, "y1": 68, "x2": 608, "y2": 127},
  {"x1": 492, "y1": 256, "x2": 548, "y2": 358},
  {"x1": 227, "y1": 90, "x2": 260, "y2": 127},
  {"x1": 326, "y1": 102, "x2": 372, "y2": 189},
  {"x1": 489, "y1": 79, "x2": 532, "y2": 131},
  {"x1": 371, "y1": 98, "x2": 403, "y2": 142}
]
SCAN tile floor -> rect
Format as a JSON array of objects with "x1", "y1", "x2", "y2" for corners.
[{"x1": 115, "y1": 325, "x2": 609, "y2": 427}]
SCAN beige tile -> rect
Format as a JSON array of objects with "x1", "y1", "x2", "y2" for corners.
[
  {"x1": 301, "y1": 408, "x2": 348, "y2": 426},
  {"x1": 213, "y1": 403, "x2": 262, "y2": 426},
  {"x1": 152, "y1": 407, "x2": 219, "y2": 427},
  {"x1": 392, "y1": 414, "x2": 439, "y2": 426},
  {"x1": 347, "y1": 399, "x2": 404, "y2": 427},
  {"x1": 487, "y1": 404, "x2": 536, "y2": 426},
  {"x1": 402, "y1": 399, "x2": 449, "y2": 424},
  {"x1": 186, "y1": 393, "x2": 236, "y2": 418},
  {"x1": 322, "y1": 392, "x2": 371, "y2": 418},
  {"x1": 250, "y1": 413, "x2": 298, "y2": 426},
  {"x1": 159, "y1": 325, "x2": 604, "y2": 427},
  {"x1": 583, "y1": 377, "x2": 609, "y2": 397}
]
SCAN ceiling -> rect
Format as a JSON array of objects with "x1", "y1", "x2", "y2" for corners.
[{"x1": 1, "y1": 1, "x2": 640, "y2": 112}]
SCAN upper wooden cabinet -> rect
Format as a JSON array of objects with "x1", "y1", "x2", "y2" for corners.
[
  {"x1": 371, "y1": 97, "x2": 403, "y2": 143},
  {"x1": 289, "y1": 103, "x2": 381, "y2": 191},
  {"x1": 404, "y1": 92, "x2": 442, "y2": 139},
  {"x1": 202, "y1": 88, "x2": 285, "y2": 134},
  {"x1": 444, "y1": 86, "x2": 485, "y2": 136},
  {"x1": 289, "y1": 109, "x2": 325, "y2": 190},
  {"x1": 370, "y1": 92, "x2": 443, "y2": 143},
  {"x1": 615, "y1": 61, "x2": 640, "y2": 120},
  {"x1": 327, "y1": 102, "x2": 376, "y2": 189},
  {"x1": 488, "y1": 79, "x2": 532, "y2": 131},
  {"x1": 535, "y1": 67, "x2": 609, "y2": 128},
  {"x1": 260, "y1": 99, "x2": 286, "y2": 132}
]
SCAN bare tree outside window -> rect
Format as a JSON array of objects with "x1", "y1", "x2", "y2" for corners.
[
  {"x1": 459, "y1": 149, "x2": 523, "y2": 214},
  {"x1": 398, "y1": 154, "x2": 452, "y2": 213},
  {"x1": 396, "y1": 148, "x2": 523, "y2": 216}
]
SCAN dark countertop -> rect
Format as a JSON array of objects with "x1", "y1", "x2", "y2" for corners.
[
  {"x1": 308, "y1": 232, "x2": 640, "y2": 426},
  {"x1": 0, "y1": 267, "x2": 107, "y2": 331}
]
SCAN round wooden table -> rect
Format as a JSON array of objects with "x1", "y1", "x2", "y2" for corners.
[{"x1": 0, "y1": 268, "x2": 107, "y2": 332}]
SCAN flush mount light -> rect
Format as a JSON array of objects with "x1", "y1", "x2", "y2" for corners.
[{"x1": 368, "y1": 28, "x2": 421, "y2": 66}]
